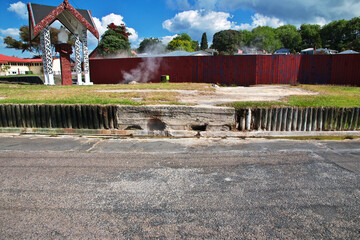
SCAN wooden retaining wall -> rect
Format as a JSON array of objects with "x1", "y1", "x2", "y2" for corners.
[
  {"x1": 0, "y1": 104, "x2": 359, "y2": 132},
  {"x1": 237, "y1": 107, "x2": 360, "y2": 131},
  {"x1": 0, "y1": 104, "x2": 117, "y2": 129}
]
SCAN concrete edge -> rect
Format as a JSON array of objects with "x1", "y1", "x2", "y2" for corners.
[{"x1": 1, "y1": 127, "x2": 359, "y2": 139}]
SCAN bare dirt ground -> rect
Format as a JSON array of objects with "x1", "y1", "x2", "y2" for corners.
[{"x1": 100, "y1": 85, "x2": 318, "y2": 106}]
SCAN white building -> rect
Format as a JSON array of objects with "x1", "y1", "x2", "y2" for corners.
[{"x1": 0, "y1": 54, "x2": 61, "y2": 76}]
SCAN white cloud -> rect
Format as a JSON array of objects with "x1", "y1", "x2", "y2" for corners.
[
  {"x1": 162, "y1": 9, "x2": 285, "y2": 41},
  {"x1": 92, "y1": 13, "x2": 138, "y2": 42},
  {"x1": 209, "y1": 0, "x2": 359, "y2": 26},
  {"x1": 0, "y1": 37, "x2": 5, "y2": 49},
  {"x1": 7, "y1": 1, "x2": 28, "y2": 19},
  {"x1": 127, "y1": 28, "x2": 139, "y2": 43},
  {"x1": 237, "y1": 13, "x2": 284, "y2": 30},
  {"x1": 0, "y1": 28, "x2": 20, "y2": 37},
  {"x1": 163, "y1": 10, "x2": 238, "y2": 39},
  {"x1": 161, "y1": 34, "x2": 179, "y2": 45},
  {"x1": 167, "y1": 0, "x2": 360, "y2": 27},
  {"x1": 311, "y1": 17, "x2": 328, "y2": 26}
]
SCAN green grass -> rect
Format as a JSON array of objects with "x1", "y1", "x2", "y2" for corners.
[
  {"x1": 0, "y1": 74, "x2": 41, "y2": 78},
  {"x1": 0, "y1": 83, "x2": 213, "y2": 105},
  {"x1": 225, "y1": 85, "x2": 360, "y2": 109},
  {"x1": 0, "y1": 83, "x2": 359, "y2": 107},
  {"x1": 288, "y1": 85, "x2": 360, "y2": 107}
]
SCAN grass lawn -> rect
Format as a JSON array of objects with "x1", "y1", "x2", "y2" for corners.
[
  {"x1": 227, "y1": 85, "x2": 360, "y2": 109},
  {"x1": 0, "y1": 83, "x2": 359, "y2": 107},
  {"x1": 0, "y1": 83, "x2": 214, "y2": 105}
]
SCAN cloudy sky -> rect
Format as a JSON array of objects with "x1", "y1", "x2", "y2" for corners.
[{"x1": 1, "y1": 0, "x2": 359, "y2": 57}]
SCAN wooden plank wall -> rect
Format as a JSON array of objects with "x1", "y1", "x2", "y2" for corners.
[{"x1": 90, "y1": 55, "x2": 360, "y2": 86}]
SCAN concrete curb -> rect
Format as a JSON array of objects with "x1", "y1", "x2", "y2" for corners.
[{"x1": 1, "y1": 127, "x2": 359, "y2": 138}]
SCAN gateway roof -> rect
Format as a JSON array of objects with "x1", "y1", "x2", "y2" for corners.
[{"x1": 28, "y1": 0, "x2": 99, "y2": 40}]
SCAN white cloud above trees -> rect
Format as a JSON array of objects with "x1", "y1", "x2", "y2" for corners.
[
  {"x1": 162, "y1": 10, "x2": 284, "y2": 40},
  {"x1": 89, "y1": 13, "x2": 139, "y2": 48},
  {"x1": 7, "y1": 1, "x2": 28, "y2": 19},
  {"x1": 163, "y1": 10, "x2": 239, "y2": 39},
  {"x1": 0, "y1": 28, "x2": 20, "y2": 37},
  {"x1": 166, "y1": 0, "x2": 360, "y2": 26}
]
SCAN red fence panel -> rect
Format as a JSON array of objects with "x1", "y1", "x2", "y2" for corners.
[
  {"x1": 90, "y1": 55, "x2": 360, "y2": 86},
  {"x1": 330, "y1": 54, "x2": 360, "y2": 86},
  {"x1": 298, "y1": 55, "x2": 333, "y2": 84}
]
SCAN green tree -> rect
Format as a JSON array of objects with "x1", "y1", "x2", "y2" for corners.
[
  {"x1": 241, "y1": 30, "x2": 254, "y2": 46},
  {"x1": 321, "y1": 20, "x2": 347, "y2": 50},
  {"x1": 212, "y1": 30, "x2": 242, "y2": 54},
  {"x1": 275, "y1": 25, "x2": 302, "y2": 52},
  {"x1": 344, "y1": 17, "x2": 360, "y2": 51},
  {"x1": 251, "y1": 26, "x2": 282, "y2": 53},
  {"x1": 167, "y1": 33, "x2": 196, "y2": 52},
  {"x1": 167, "y1": 39, "x2": 194, "y2": 52},
  {"x1": 0, "y1": 64, "x2": 11, "y2": 75},
  {"x1": 138, "y1": 37, "x2": 166, "y2": 54},
  {"x1": 98, "y1": 23, "x2": 132, "y2": 55},
  {"x1": 173, "y1": 33, "x2": 192, "y2": 42},
  {"x1": 200, "y1": 32, "x2": 208, "y2": 50},
  {"x1": 191, "y1": 40, "x2": 200, "y2": 51},
  {"x1": 3, "y1": 25, "x2": 67, "y2": 55},
  {"x1": 300, "y1": 24, "x2": 322, "y2": 49}
]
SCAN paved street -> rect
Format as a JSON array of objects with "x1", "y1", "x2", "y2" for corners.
[{"x1": 0, "y1": 135, "x2": 359, "y2": 239}]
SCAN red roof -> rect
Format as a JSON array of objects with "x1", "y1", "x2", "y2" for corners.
[
  {"x1": 28, "y1": 0, "x2": 99, "y2": 40},
  {"x1": 0, "y1": 54, "x2": 43, "y2": 63}
]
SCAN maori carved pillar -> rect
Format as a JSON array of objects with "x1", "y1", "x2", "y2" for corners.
[
  {"x1": 81, "y1": 29, "x2": 93, "y2": 85},
  {"x1": 42, "y1": 26, "x2": 55, "y2": 85},
  {"x1": 40, "y1": 30, "x2": 49, "y2": 85},
  {"x1": 74, "y1": 34, "x2": 83, "y2": 85},
  {"x1": 55, "y1": 43, "x2": 73, "y2": 85}
]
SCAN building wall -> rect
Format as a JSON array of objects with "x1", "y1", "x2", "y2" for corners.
[
  {"x1": 28, "y1": 65, "x2": 43, "y2": 75},
  {"x1": 7, "y1": 63, "x2": 30, "y2": 75}
]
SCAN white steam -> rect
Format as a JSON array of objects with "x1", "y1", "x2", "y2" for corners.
[
  {"x1": 121, "y1": 57, "x2": 163, "y2": 83},
  {"x1": 143, "y1": 43, "x2": 167, "y2": 55}
]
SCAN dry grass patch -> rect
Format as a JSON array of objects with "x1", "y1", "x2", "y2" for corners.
[{"x1": 0, "y1": 82, "x2": 212, "y2": 105}]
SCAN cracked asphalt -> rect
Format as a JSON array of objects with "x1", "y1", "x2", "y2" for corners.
[{"x1": 0, "y1": 135, "x2": 359, "y2": 239}]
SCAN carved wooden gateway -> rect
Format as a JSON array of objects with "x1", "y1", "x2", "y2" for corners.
[{"x1": 28, "y1": 0, "x2": 99, "y2": 85}]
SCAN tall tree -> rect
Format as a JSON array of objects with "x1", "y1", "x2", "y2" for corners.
[
  {"x1": 98, "y1": 23, "x2": 132, "y2": 56},
  {"x1": 251, "y1": 26, "x2": 282, "y2": 53},
  {"x1": 167, "y1": 33, "x2": 196, "y2": 52},
  {"x1": 344, "y1": 17, "x2": 360, "y2": 51},
  {"x1": 200, "y1": 32, "x2": 208, "y2": 50},
  {"x1": 300, "y1": 24, "x2": 322, "y2": 49},
  {"x1": 321, "y1": 20, "x2": 347, "y2": 50},
  {"x1": 3, "y1": 25, "x2": 67, "y2": 55},
  {"x1": 173, "y1": 33, "x2": 192, "y2": 42},
  {"x1": 191, "y1": 40, "x2": 200, "y2": 51},
  {"x1": 241, "y1": 30, "x2": 254, "y2": 47},
  {"x1": 212, "y1": 30, "x2": 242, "y2": 54},
  {"x1": 138, "y1": 37, "x2": 166, "y2": 54},
  {"x1": 275, "y1": 25, "x2": 302, "y2": 52},
  {"x1": 167, "y1": 39, "x2": 194, "y2": 52}
]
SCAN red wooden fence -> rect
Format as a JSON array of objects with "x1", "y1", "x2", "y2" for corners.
[{"x1": 90, "y1": 55, "x2": 360, "y2": 86}]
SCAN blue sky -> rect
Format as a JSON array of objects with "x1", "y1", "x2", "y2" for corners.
[{"x1": 1, "y1": 0, "x2": 359, "y2": 58}]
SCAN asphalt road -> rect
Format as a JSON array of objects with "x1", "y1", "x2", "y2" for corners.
[{"x1": 0, "y1": 135, "x2": 359, "y2": 239}]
